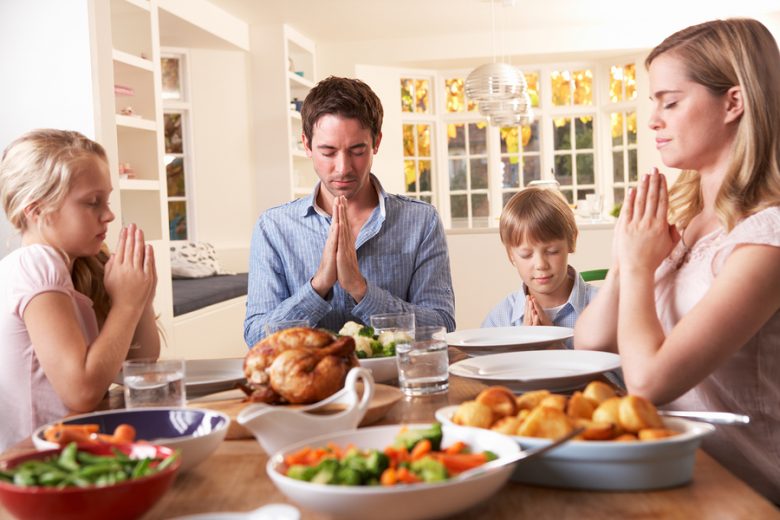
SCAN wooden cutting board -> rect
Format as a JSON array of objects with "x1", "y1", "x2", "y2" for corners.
[{"x1": 188, "y1": 384, "x2": 404, "y2": 440}]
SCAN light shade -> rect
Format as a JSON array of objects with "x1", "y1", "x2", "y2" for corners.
[{"x1": 465, "y1": 62, "x2": 527, "y2": 101}]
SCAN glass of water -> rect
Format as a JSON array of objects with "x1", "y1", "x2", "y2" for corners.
[
  {"x1": 123, "y1": 358, "x2": 186, "y2": 408},
  {"x1": 586, "y1": 193, "x2": 603, "y2": 222},
  {"x1": 395, "y1": 326, "x2": 449, "y2": 396},
  {"x1": 264, "y1": 319, "x2": 311, "y2": 337}
]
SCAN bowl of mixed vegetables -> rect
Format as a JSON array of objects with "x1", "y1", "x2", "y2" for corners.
[
  {"x1": 339, "y1": 321, "x2": 406, "y2": 383},
  {"x1": 267, "y1": 422, "x2": 519, "y2": 520},
  {"x1": 0, "y1": 441, "x2": 179, "y2": 520}
]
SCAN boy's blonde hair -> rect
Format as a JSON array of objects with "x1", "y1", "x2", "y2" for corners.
[
  {"x1": 646, "y1": 18, "x2": 780, "y2": 231},
  {"x1": 499, "y1": 187, "x2": 578, "y2": 253},
  {"x1": 0, "y1": 129, "x2": 112, "y2": 325}
]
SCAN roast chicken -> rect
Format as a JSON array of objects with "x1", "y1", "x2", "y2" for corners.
[{"x1": 242, "y1": 327, "x2": 359, "y2": 404}]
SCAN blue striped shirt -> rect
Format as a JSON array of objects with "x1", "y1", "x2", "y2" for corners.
[
  {"x1": 244, "y1": 176, "x2": 456, "y2": 347},
  {"x1": 481, "y1": 266, "x2": 598, "y2": 335}
]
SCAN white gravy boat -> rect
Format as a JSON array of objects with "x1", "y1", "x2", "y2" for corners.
[{"x1": 237, "y1": 367, "x2": 375, "y2": 454}]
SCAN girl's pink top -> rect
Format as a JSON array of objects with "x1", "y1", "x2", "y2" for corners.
[
  {"x1": 654, "y1": 206, "x2": 780, "y2": 503},
  {"x1": 0, "y1": 244, "x2": 99, "y2": 451}
]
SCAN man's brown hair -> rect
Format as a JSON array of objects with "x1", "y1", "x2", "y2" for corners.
[{"x1": 301, "y1": 76, "x2": 383, "y2": 147}]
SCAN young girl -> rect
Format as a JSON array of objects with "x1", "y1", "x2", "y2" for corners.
[
  {"x1": 574, "y1": 19, "x2": 780, "y2": 503},
  {"x1": 482, "y1": 187, "x2": 598, "y2": 336},
  {"x1": 0, "y1": 129, "x2": 160, "y2": 451}
]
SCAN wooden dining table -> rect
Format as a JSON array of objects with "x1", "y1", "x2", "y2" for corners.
[{"x1": 2, "y1": 356, "x2": 778, "y2": 520}]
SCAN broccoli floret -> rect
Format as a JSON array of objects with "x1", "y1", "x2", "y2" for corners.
[
  {"x1": 310, "y1": 458, "x2": 339, "y2": 485},
  {"x1": 393, "y1": 423, "x2": 443, "y2": 452},
  {"x1": 336, "y1": 466, "x2": 363, "y2": 485},
  {"x1": 484, "y1": 451, "x2": 498, "y2": 462},
  {"x1": 364, "y1": 450, "x2": 389, "y2": 477},
  {"x1": 286, "y1": 464, "x2": 317, "y2": 481},
  {"x1": 410, "y1": 456, "x2": 449, "y2": 483},
  {"x1": 356, "y1": 350, "x2": 367, "y2": 359},
  {"x1": 358, "y1": 325, "x2": 375, "y2": 337},
  {"x1": 370, "y1": 340, "x2": 384, "y2": 355},
  {"x1": 382, "y1": 343, "x2": 396, "y2": 357}
]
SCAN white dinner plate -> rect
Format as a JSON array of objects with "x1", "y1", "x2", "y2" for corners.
[
  {"x1": 448, "y1": 350, "x2": 621, "y2": 392},
  {"x1": 446, "y1": 326, "x2": 574, "y2": 356},
  {"x1": 185, "y1": 358, "x2": 246, "y2": 398}
]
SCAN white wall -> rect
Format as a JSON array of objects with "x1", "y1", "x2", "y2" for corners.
[
  {"x1": 0, "y1": 0, "x2": 100, "y2": 258},
  {"x1": 188, "y1": 48, "x2": 255, "y2": 271}
]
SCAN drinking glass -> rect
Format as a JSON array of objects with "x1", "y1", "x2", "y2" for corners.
[
  {"x1": 123, "y1": 358, "x2": 186, "y2": 408},
  {"x1": 395, "y1": 326, "x2": 449, "y2": 396},
  {"x1": 370, "y1": 312, "x2": 416, "y2": 345},
  {"x1": 264, "y1": 319, "x2": 311, "y2": 337},
  {"x1": 586, "y1": 193, "x2": 603, "y2": 222}
]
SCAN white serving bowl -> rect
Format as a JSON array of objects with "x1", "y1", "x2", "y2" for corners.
[
  {"x1": 435, "y1": 405, "x2": 715, "y2": 491},
  {"x1": 33, "y1": 407, "x2": 229, "y2": 472},
  {"x1": 267, "y1": 423, "x2": 519, "y2": 520},
  {"x1": 359, "y1": 356, "x2": 397, "y2": 383}
]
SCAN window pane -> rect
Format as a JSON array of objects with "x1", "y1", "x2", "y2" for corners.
[
  {"x1": 525, "y1": 72, "x2": 540, "y2": 108},
  {"x1": 609, "y1": 65, "x2": 623, "y2": 103},
  {"x1": 627, "y1": 111, "x2": 637, "y2": 145},
  {"x1": 164, "y1": 113, "x2": 182, "y2": 153},
  {"x1": 405, "y1": 159, "x2": 416, "y2": 191},
  {"x1": 523, "y1": 155, "x2": 541, "y2": 182},
  {"x1": 523, "y1": 122, "x2": 540, "y2": 151},
  {"x1": 613, "y1": 151, "x2": 624, "y2": 182},
  {"x1": 402, "y1": 124, "x2": 415, "y2": 156},
  {"x1": 450, "y1": 194, "x2": 468, "y2": 228},
  {"x1": 551, "y1": 70, "x2": 571, "y2": 106},
  {"x1": 445, "y1": 78, "x2": 476, "y2": 113},
  {"x1": 611, "y1": 112, "x2": 624, "y2": 146},
  {"x1": 614, "y1": 188, "x2": 625, "y2": 208},
  {"x1": 447, "y1": 124, "x2": 465, "y2": 155},
  {"x1": 575, "y1": 117, "x2": 593, "y2": 149},
  {"x1": 553, "y1": 118, "x2": 571, "y2": 150},
  {"x1": 414, "y1": 79, "x2": 430, "y2": 113},
  {"x1": 560, "y1": 189, "x2": 574, "y2": 204},
  {"x1": 166, "y1": 156, "x2": 185, "y2": 196},
  {"x1": 576, "y1": 154, "x2": 594, "y2": 184},
  {"x1": 472, "y1": 193, "x2": 489, "y2": 227},
  {"x1": 449, "y1": 158, "x2": 467, "y2": 190},
  {"x1": 500, "y1": 127, "x2": 519, "y2": 154},
  {"x1": 401, "y1": 78, "x2": 414, "y2": 112},
  {"x1": 470, "y1": 158, "x2": 488, "y2": 189},
  {"x1": 168, "y1": 201, "x2": 187, "y2": 240},
  {"x1": 573, "y1": 69, "x2": 593, "y2": 105},
  {"x1": 501, "y1": 158, "x2": 519, "y2": 188},
  {"x1": 468, "y1": 123, "x2": 487, "y2": 155},
  {"x1": 625, "y1": 63, "x2": 637, "y2": 101},
  {"x1": 416, "y1": 124, "x2": 430, "y2": 156},
  {"x1": 161, "y1": 57, "x2": 181, "y2": 100},
  {"x1": 554, "y1": 155, "x2": 572, "y2": 185},
  {"x1": 421, "y1": 195, "x2": 432, "y2": 204},
  {"x1": 503, "y1": 191, "x2": 518, "y2": 207},
  {"x1": 628, "y1": 149, "x2": 638, "y2": 182},
  {"x1": 419, "y1": 160, "x2": 431, "y2": 191}
]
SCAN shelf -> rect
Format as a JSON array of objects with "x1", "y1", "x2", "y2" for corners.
[
  {"x1": 112, "y1": 49, "x2": 154, "y2": 71},
  {"x1": 119, "y1": 178, "x2": 160, "y2": 191},
  {"x1": 287, "y1": 71, "x2": 314, "y2": 89},
  {"x1": 116, "y1": 114, "x2": 156, "y2": 131}
]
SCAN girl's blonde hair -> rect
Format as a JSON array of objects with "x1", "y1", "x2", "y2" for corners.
[
  {"x1": 0, "y1": 129, "x2": 112, "y2": 325},
  {"x1": 646, "y1": 18, "x2": 780, "y2": 231},
  {"x1": 499, "y1": 187, "x2": 578, "y2": 253}
]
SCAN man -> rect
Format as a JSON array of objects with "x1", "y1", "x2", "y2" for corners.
[{"x1": 244, "y1": 76, "x2": 455, "y2": 347}]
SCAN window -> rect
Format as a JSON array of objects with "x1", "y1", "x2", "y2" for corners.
[
  {"x1": 161, "y1": 51, "x2": 193, "y2": 241},
  {"x1": 398, "y1": 57, "x2": 639, "y2": 228}
]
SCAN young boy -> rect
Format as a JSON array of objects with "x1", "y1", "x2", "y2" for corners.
[{"x1": 482, "y1": 187, "x2": 597, "y2": 341}]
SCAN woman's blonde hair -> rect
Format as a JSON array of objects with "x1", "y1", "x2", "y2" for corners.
[
  {"x1": 0, "y1": 129, "x2": 112, "y2": 325},
  {"x1": 499, "y1": 187, "x2": 578, "y2": 253},
  {"x1": 646, "y1": 18, "x2": 780, "y2": 231}
]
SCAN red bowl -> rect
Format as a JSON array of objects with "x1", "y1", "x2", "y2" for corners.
[{"x1": 0, "y1": 443, "x2": 180, "y2": 520}]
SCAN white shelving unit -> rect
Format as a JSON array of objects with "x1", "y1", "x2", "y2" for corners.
[
  {"x1": 103, "y1": 0, "x2": 174, "y2": 340},
  {"x1": 284, "y1": 25, "x2": 319, "y2": 199}
]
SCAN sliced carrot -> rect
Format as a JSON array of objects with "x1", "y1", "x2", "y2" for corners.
[
  {"x1": 52, "y1": 429, "x2": 100, "y2": 445},
  {"x1": 438, "y1": 453, "x2": 488, "y2": 474},
  {"x1": 112, "y1": 424, "x2": 136, "y2": 443},
  {"x1": 284, "y1": 447, "x2": 313, "y2": 466},
  {"x1": 444, "y1": 441, "x2": 467, "y2": 455},
  {"x1": 410, "y1": 439, "x2": 432, "y2": 461},
  {"x1": 43, "y1": 424, "x2": 99, "y2": 443},
  {"x1": 380, "y1": 467, "x2": 397, "y2": 486},
  {"x1": 396, "y1": 467, "x2": 421, "y2": 484}
]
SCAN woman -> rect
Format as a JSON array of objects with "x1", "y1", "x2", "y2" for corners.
[{"x1": 574, "y1": 19, "x2": 780, "y2": 503}]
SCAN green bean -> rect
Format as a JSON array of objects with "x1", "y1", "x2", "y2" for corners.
[
  {"x1": 58, "y1": 443, "x2": 80, "y2": 472},
  {"x1": 131, "y1": 458, "x2": 150, "y2": 478}
]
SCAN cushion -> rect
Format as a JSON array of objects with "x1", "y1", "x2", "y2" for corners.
[
  {"x1": 170, "y1": 241, "x2": 229, "y2": 279},
  {"x1": 172, "y1": 273, "x2": 248, "y2": 316}
]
